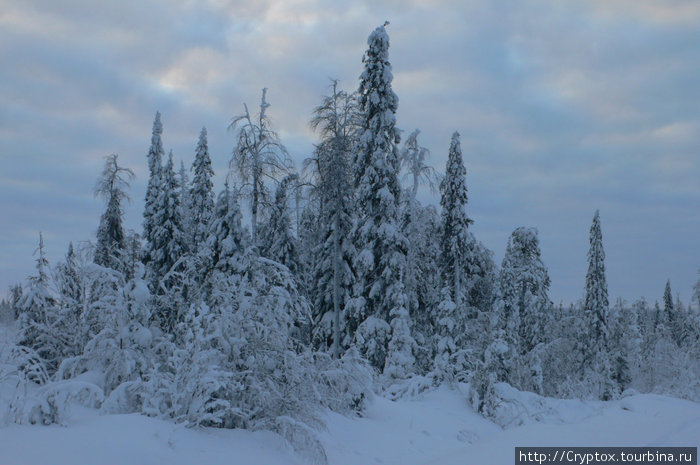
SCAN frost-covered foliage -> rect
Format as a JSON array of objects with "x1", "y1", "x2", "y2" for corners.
[
  {"x1": 1, "y1": 338, "x2": 102, "y2": 426},
  {"x1": 229, "y1": 88, "x2": 293, "y2": 244},
  {"x1": 57, "y1": 272, "x2": 154, "y2": 396},
  {"x1": 633, "y1": 296, "x2": 700, "y2": 401}
]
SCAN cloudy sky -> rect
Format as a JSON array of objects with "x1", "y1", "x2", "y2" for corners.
[{"x1": 1, "y1": 0, "x2": 698, "y2": 306}]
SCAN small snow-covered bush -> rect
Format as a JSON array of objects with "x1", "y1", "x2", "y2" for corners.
[
  {"x1": 270, "y1": 415, "x2": 328, "y2": 465},
  {"x1": 384, "y1": 374, "x2": 435, "y2": 401},
  {"x1": 1, "y1": 341, "x2": 103, "y2": 425},
  {"x1": 101, "y1": 380, "x2": 149, "y2": 414},
  {"x1": 313, "y1": 347, "x2": 374, "y2": 413},
  {"x1": 476, "y1": 382, "x2": 602, "y2": 428},
  {"x1": 11, "y1": 380, "x2": 103, "y2": 426}
]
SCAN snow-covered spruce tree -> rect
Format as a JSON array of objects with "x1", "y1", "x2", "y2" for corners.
[
  {"x1": 434, "y1": 131, "x2": 473, "y2": 380},
  {"x1": 295, "y1": 202, "x2": 322, "y2": 303},
  {"x1": 52, "y1": 243, "x2": 85, "y2": 360},
  {"x1": 58, "y1": 261, "x2": 154, "y2": 399},
  {"x1": 608, "y1": 298, "x2": 640, "y2": 393},
  {"x1": 94, "y1": 154, "x2": 135, "y2": 272},
  {"x1": 497, "y1": 227, "x2": 552, "y2": 392},
  {"x1": 398, "y1": 130, "x2": 441, "y2": 373},
  {"x1": 663, "y1": 279, "x2": 675, "y2": 328},
  {"x1": 661, "y1": 279, "x2": 684, "y2": 346},
  {"x1": 583, "y1": 210, "x2": 615, "y2": 400},
  {"x1": 17, "y1": 234, "x2": 65, "y2": 376},
  {"x1": 150, "y1": 152, "x2": 189, "y2": 334},
  {"x1": 203, "y1": 183, "x2": 249, "y2": 282},
  {"x1": 400, "y1": 203, "x2": 441, "y2": 373},
  {"x1": 189, "y1": 127, "x2": 215, "y2": 250},
  {"x1": 229, "y1": 88, "x2": 293, "y2": 245},
  {"x1": 142, "y1": 111, "x2": 165, "y2": 270},
  {"x1": 349, "y1": 24, "x2": 414, "y2": 376},
  {"x1": 308, "y1": 81, "x2": 359, "y2": 357},
  {"x1": 259, "y1": 174, "x2": 300, "y2": 276},
  {"x1": 178, "y1": 160, "x2": 193, "y2": 250}
]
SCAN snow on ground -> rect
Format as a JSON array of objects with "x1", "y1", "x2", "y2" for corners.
[
  {"x1": 1, "y1": 384, "x2": 698, "y2": 465},
  {"x1": 0, "y1": 407, "x2": 300, "y2": 465}
]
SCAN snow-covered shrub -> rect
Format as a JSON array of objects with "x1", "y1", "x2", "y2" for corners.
[
  {"x1": 479, "y1": 382, "x2": 602, "y2": 428},
  {"x1": 384, "y1": 374, "x2": 435, "y2": 401},
  {"x1": 313, "y1": 347, "x2": 374, "y2": 413},
  {"x1": 58, "y1": 325, "x2": 153, "y2": 395},
  {"x1": 8, "y1": 344, "x2": 50, "y2": 386},
  {"x1": 355, "y1": 316, "x2": 391, "y2": 370},
  {"x1": 144, "y1": 257, "x2": 321, "y2": 429},
  {"x1": 1, "y1": 340, "x2": 102, "y2": 425},
  {"x1": 271, "y1": 415, "x2": 328, "y2": 465},
  {"x1": 469, "y1": 334, "x2": 509, "y2": 416},
  {"x1": 101, "y1": 380, "x2": 149, "y2": 414},
  {"x1": 57, "y1": 273, "x2": 154, "y2": 396},
  {"x1": 10, "y1": 380, "x2": 103, "y2": 426}
]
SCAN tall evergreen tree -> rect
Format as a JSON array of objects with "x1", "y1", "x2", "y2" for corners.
[
  {"x1": 94, "y1": 154, "x2": 134, "y2": 271},
  {"x1": 143, "y1": 112, "x2": 165, "y2": 268},
  {"x1": 150, "y1": 151, "x2": 189, "y2": 333},
  {"x1": 583, "y1": 210, "x2": 614, "y2": 399},
  {"x1": 434, "y1": 132, "x2": 474, "y2": 379},
  {"x1": 349, "y1": 23, "x2": 413, "y2": 375},
  {"x1": 584, "y1": 210, "x2": 609, "y2": 345},
  {"x1": 190, "y1": 127, "x2": 215, "y2": 250},
  {"x1": 439, "y1": 132, "x2": 473, "y2": 305}
]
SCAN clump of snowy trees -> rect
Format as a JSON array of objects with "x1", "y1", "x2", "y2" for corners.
[{"x1": 3, "y1": 23, "x2": 699, "y2": 456}]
